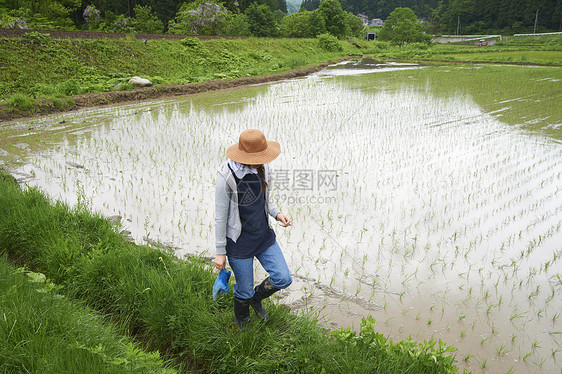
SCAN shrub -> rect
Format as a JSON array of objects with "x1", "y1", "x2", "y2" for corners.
[
  {"x1": 405, "y1": 42, "x2": 431, "y2": 50},
  {"x1": 317, "y1": 33, "x2": 342, "y2": 52},
  {"x1": 27, "y1": 83, "x2": 58, "y2": 98},
  {"x1": 23, "y1": 31, "x2": 52, "y2": 45},
  {"x1": 225, "y1": 14, "x2": 252, "y2": 37},
  {"x1": 181, "y1": 37, "x2": 203, "y2": 48},
  {"x1": 131, "y1": 5, "x2": 164, "y2": 34},
  {"x1": 168, "y1": 0, "x2": 229, "y2": 36},
  {"x1": 56, "y1": 79, "x2": 82, "y2": 96},
  {"x1": 5, "y1": 93, "x2": 33, "y2": 110}
]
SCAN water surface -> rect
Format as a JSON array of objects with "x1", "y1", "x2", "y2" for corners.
[{"x1": 2, "y1": 61, "x2": 561, "y2": 374}]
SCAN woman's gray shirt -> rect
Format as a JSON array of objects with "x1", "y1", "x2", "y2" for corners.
[{"x1": 215, "y1": 161, "x2": 281, "y2": 255}]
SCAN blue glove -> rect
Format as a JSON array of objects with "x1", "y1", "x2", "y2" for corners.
[{"x1": 212, "y1": 269, "x2": 231, "y2": 301}]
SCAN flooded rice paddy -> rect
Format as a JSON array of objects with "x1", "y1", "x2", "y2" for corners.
[{"x1": 1, "y1": 60, "x2": 561, "y2": 373}]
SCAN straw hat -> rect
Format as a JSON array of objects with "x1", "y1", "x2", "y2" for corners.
[{"x1": 226, "y1": 129, "x2": 280, "y2": 165}]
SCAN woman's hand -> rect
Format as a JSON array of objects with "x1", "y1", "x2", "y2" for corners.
[
  {"x1": 214, "y1": 254, "x2": 226, "y2": 270},
  {"x1": 276, "y1": 213, "x2": 291, "y2": 227}
]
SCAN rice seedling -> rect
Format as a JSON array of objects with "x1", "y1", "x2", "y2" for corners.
[
  {"x1": 2, "y1": 62, "x2": 561, "y2": 374},
  {"x1": 532, "y1": 339, "x2": 541, "y2": 350}
]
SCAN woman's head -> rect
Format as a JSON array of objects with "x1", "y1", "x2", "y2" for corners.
[{"x1": 226, "y1": 129, "x2": 280, "y2": 165}]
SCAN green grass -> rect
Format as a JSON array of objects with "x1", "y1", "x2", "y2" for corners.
[
  {"x1": 0, "y1": 172, "x2": 459, "y2": 373},
  {"x1": 1, "y1": 33, "x2": 560, "y2": 116},
  {"x1": 367, "y1": 34, "x2": 562, "y2": 65},
  {"x1": 0, "y1": 35, "x2": 362, "y2": 100},
  {"x1": 3, "y1": 93, "x2": 33, "y2": 110},
  {"x1": 0, "y1": 256, "x2": 174, "y2": 374},
  {"x1": 438, "y1": 50, "x2": 562, "y2": 65}
]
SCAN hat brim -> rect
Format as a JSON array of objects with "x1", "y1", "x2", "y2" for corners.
[{"x1": 226, "y1": 141, "x2": 280, "y2": 165}]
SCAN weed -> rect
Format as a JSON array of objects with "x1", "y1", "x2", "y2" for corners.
[
  {"x1": 4, "y1": 93, "x2": 33, "y2": 110},
  {"x1": 316, "y1": 33, "x2": 343, "y2": 52}
]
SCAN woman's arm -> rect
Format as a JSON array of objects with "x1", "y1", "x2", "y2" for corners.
[{"x1": 215, "y1": 173, "x2": 230, "y2": 260}]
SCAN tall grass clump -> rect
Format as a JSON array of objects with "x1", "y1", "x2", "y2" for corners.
[
  {"x1": 0, "y1": 256, "x2": 174, "y2": 374},
  {"x1": 3, "y1": 93, "x2": 33, "y2": 110},
  {"x1": 0, "y1": 173, "x2": 458, "y2": 373},
  {"x1": 317, "y1": 33, "x2": 344, "y2": 52}
]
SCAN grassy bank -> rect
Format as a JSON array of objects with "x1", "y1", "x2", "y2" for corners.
[
  {"x1": 0, "y1": 256, "x2": 174, "y2": 373},
  {"x1": 0, "y1": 32, "x2": 560, "y2": 121},
  {"x1": 0, "y1": 172, "x2": 459, "y2": 373},
  {"x1": 0, "y1": 33, "x2": 361, "y2": 119}
]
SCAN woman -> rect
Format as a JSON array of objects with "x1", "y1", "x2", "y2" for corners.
[{"x1": 214, "y1": 129, "x2": 292, "y2": 327}]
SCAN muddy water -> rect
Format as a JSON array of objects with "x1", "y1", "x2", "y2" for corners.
[{"x1": 2, "y1": 60, "x2": 561, "y2": 374}]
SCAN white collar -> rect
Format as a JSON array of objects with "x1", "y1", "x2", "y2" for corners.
[{"x1": 228, "y1": 159, "x2": 258, "y2": 179}]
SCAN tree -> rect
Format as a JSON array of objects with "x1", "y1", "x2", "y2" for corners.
[
  {"x1": 431, "y1": 0, "x2": 560, "y2": 34},
  {"x1": 345, "y1": 11, "x2": 363, "y2": 37},
  {"x1": 131, "y1": 5, "x2": 164, "y2": 34},
  {"x1": 83, "y1": 4, "x2": 101, "y2": 30},
  {"x1": 245, "y1": 2, "x2": 278, "y2": 36},
  {"x1": 225, "y1": 13, "x2": 252, "y2": 36},
  {"x1": 279, "y1": 8, "x2": 325, "y2": 37},
  {"x1": 308, "y1": 9, "x2": 327, "y2": 35},
  {"x1": 278, "y1": 0, "x2": 288, "y2": 13},
  {"x1": 318, "y1": 0, "x2": 348, "y2": 38},
  {"x1": 168, "y1": 0, "x2": 229, "y2": 35},
  {"x1": 300, "y1": 0, "x2": 320, "y2": 11},
  {"x1": 377, "y1": 7, "x2": 431, "y2": 45}
]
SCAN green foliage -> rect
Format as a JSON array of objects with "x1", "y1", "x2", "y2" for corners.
[
  {"x1": 0, "y1": 0, "x2": 78, "y2": 29},
  {"x1": 330, "y1": 316, "x2": 457, "y2": 371},
  {"x1": 168, "y1": 0, "x2": 230, "y2": 36},
  {"x1": 180, "y1": 37, "x2": 203, "y2": 48},
  {"x1": 4, "y1": 0, "x2": 556, "y2": 36},
  {"x1": 131, "y1": 5, "x2": 164, "y2": 34},
  {"x1": 317, "y1": 32, "x2": 343, "y2": 51},
  {"x1": 245, "y1": 2, "x2": 279, "y2": 37},
  {"x1": 280, "y1": 0, "x2": 360, "y2": 39},
  {"x1": 308, "y1": 10, "x2": 328, "y2": 37},
  {"x1": 433, "y1": 0, "x2": 560, "y2": 34},
  {"x1": 0, "y1": 7, "x2": 31, "y2": 29},
  {"x1": 56, "y1": 78, "x2": 82, "y2": 96},
  {"x1": 225, "y1": 14, "x2": 252, "y2": 36},
  {"x1": 82, "y1": 4, "x2": 101, "y2": 30},
  {"x1": 0, "y1": 174, "x2": 459, "y2": 374},
  {"x1": 300, "y1": 0, "x2": 321, "y2": 11},
  {"x1": 279, "y1": 9, "x2": 326, "y2": 37},
  {"x1": 0, "y1": 37, "x2": 362, "y2": 101},
  {"x1": 345, "y1": 11, "x2": 364, "y2": 38},
  {"x1": 378, "y1": 7, "x2": 432, "y2": 46},
  {"x1": 318, "y1": 0, "x2": 347, "y2": 38},
  {"x1": 4, "y1": 93, "x2": 33, "y2": 110},
  {"x1": 23, "y1": 31, "x2": 52, "y2": 44},
  {"x1": 0, "y1": 257, "x2": 174, "y2": 373},
  {"x1": 109, "y1": 14, "x2": 133, "y2": 33}
]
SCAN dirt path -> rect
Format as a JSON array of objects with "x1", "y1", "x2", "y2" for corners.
[{"x1": 0, "y1": 28, "x2": 239, "y2": 40}]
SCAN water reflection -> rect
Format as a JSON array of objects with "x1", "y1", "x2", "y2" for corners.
[
  {"x1": 2, "y1": 62, "x2": 562, "y2": 374},
  {"x1": 314, "y1": 58, "x2": 425, "y2": 76}
]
